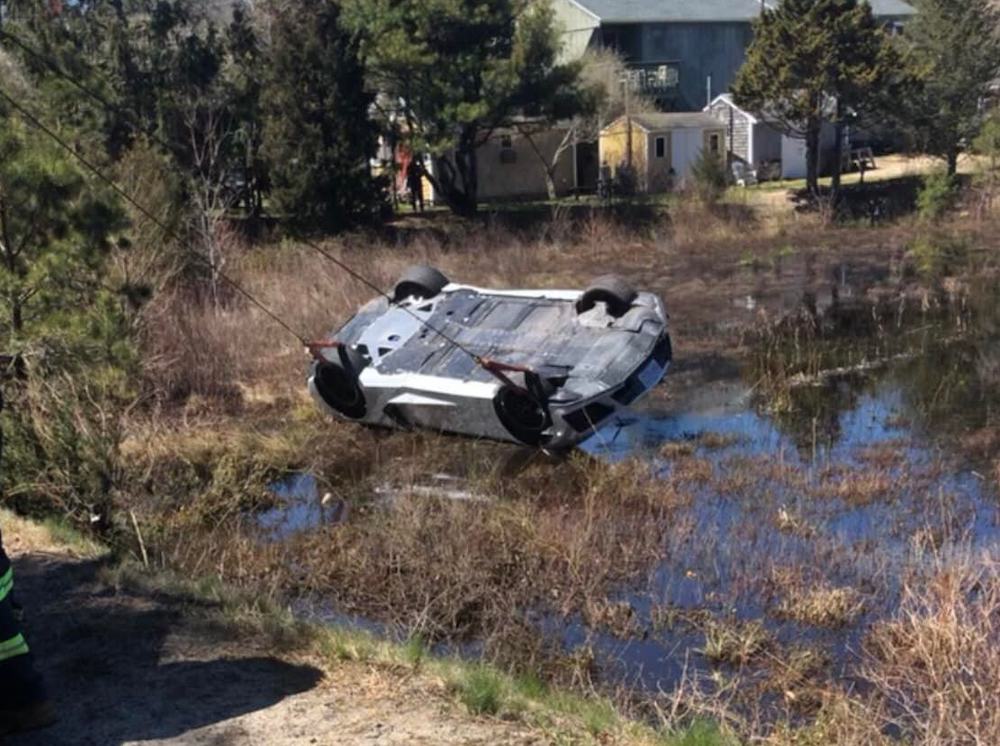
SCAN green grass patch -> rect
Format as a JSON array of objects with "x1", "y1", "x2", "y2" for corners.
[{"x1": 456, "y1": 665, "x2": 506, "y2": 715}]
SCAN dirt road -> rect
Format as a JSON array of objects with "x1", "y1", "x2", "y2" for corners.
[{"x1": 3, "y1": 524, "x2": 537, "y2": 746}]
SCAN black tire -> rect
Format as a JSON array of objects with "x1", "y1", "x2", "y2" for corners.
[
  {"x1": 312, "y1": 346, "x2": 367, "y2": 420},
  {"x1": 393, "y1": 265, "x2": 449, "y2": 302},
  {"x1": 576, "y1": 275, "x2": 638, "y2": 318},
  {"x1": 494, "y1": 386, "x2": 551, "y2": 447}
]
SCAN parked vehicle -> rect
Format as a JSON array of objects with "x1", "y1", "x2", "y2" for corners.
[{"x1": 308, "y1": 267, "x2": 672, "y2": 449}]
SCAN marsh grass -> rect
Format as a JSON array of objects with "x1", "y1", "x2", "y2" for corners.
[
  {"x1": 700, "y1": 619, "x2": 770, "y2": 666},
  {"x1": 109, "y1": 204, "x2": 1000, "y2": 744},
  {"x1": 774, "y1": 586, "x2": 865, "y2": 629},
  {"x1": 863, "y1": 558, "x2": 1000, "y2": 745}
]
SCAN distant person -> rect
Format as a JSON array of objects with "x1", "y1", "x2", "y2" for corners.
[
  {"x1": 0, "y1": 384, "x2": 55, "y2": 737},
  {"x1": 406, "y1": 157, "x2": 425, "y2": 214}
]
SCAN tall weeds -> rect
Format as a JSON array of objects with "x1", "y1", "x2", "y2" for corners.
[{"x1": 863, "y1": 558, "x2": 1000, "y2": 746}]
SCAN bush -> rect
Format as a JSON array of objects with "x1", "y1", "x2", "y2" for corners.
[
  {"x1": 690, "y1": 150, "x2": 728, "y2": 204},
  {"x1": 917, "y1": 170, "x2": 958, "y2": 221},
  {"x1": 910, "y1": 234, "x2": 969, "y2": 277},
  {"x1": 458, "y1": 665, "x2": 505, "y2": 715}
]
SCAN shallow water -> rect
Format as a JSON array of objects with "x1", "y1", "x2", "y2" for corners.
[
  {"x1": 256, "y1": 472, "x2": 348, "y2": 541},
  {"x1": 578, "y1": 372, "x2": 999, "y2": 689}
]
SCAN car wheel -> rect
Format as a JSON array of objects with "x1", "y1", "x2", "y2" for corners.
[
  {"x1": 576, "y1": 275, "x2": 638, "y2": 318},
  {"x1": 312, "y1": 347, "x2": 367, "y2": 420},
  {"x1": 494, "y1": 386, "x2": 551, "y2": 447},
  {"x1": 393, "y1": 265, "x2": 450, "y2": 302}
]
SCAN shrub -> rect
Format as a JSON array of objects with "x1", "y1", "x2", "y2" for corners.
[
  {"x1": 689, "y1": 150, "x2": 729, "y2": 204},
  {"x1": 910, "y1": 234, "x2": 969, "y2": 277},
  {"x1": 917, "y1": 170, "x2": 958, "y2": 221},
  {"x1": 458, "y1": 665, "x2": 505, "y2": 715}
]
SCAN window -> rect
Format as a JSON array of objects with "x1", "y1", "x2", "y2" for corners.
[
  {"x1": 709, "y1": 134, "x2": 721, "y2": 155},
  {"x1": 499, "y1": 134, "x2": 516, "y2": 164},
  {"x1": 655, "y1": 137, "x2": 666, "y2": 159}
]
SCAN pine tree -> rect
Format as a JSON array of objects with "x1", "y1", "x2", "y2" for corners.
[
  {"x1": 0, "y1": 105, "x2": 134, "y2": 521},
  {"x1": 731, "y1": 0, "x2": 899, "y2": 196},
  {"x1": 902, "y1": 0, "x2": 1000, "y2": 175},
  {"x1": 261, "y1": 0, "x2": 384, "y2": 230},
  {"x1": 342, "y1": 0, "x2": 589, "y2": 216}
]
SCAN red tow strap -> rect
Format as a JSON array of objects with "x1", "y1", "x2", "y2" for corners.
[{"x1": 306, "y1": 340, "x2": 342, "y2": 360}]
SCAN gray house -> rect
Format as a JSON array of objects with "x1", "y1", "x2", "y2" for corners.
[{"x1": 552, "y1": 0, "x2": 916, "y2": 112}]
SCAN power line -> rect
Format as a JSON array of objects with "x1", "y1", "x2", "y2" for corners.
[
  {"x1": 0, "y1": 29, "x2": 492, "y2": 371},
  {"x1": 0, "y1": 87, "x2": 309, "y2": 346}
]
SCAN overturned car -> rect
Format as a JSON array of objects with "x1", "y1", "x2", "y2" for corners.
[{"x1": 308, "y1": 266, "x2": 671, "y2": 450}]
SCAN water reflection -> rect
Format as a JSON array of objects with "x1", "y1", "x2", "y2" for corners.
[{"x1": 256, "y1": 473, "x2": 348, "y2": 541}]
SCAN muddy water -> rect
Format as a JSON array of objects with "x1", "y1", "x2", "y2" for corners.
[{"x1": 259, "y1": 274, "x2": 1000, "y2": 693}]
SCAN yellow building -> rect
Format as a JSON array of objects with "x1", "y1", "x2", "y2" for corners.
[{"x1": 599, "y1": 113, "x2": 725, "y2": 193}]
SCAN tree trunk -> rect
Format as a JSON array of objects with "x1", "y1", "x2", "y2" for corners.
[
  {"x1": 543, "y1": 169, "x2": 558, "y2": 202},
  {"x1": 429, "y1": 127, "x2": 480, "y2": 218},
  {"x1": 946, "y1": 148, "x2": 959, "y2": 176},
  {"x1": 805, "y1": 118, "x2": 822, "y2": 197},
  {"x1": 831, "y1": 117, "x2": 844, "y2": 200}
]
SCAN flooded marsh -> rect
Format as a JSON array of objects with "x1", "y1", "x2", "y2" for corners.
[{"x1": 127, "y1": 216, "x2": 1000, "y2": 741}]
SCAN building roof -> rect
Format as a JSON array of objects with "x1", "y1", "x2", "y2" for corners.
[
  {"x1": 568, "y1": 0, "x2": 914, "y2": 23},
  {"x1": 606, "y1": 112, "x2": 724, "y2": 132},
  {"x1": 568, "y1": 0, "x2": 770, "y2": 23},
  {"x1": 708, "y1": 93, "x2": 765, "y2": 124}
]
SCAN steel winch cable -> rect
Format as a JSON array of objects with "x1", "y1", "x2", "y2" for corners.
[{"x1": 0, "y1": 30, "x2": 515, "y2": 382}]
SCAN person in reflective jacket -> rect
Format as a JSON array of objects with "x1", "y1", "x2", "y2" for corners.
[{"x1": 0, "y1": 383, "x2": 55, "y2": 736}]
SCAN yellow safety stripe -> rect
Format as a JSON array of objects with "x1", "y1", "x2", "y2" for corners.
[
  {"x1": 0, "y1": 567, "x2": 12, "y2": 603},
  {"x1": 0, "y1": 633, "x2": 28, "y2": 662}
]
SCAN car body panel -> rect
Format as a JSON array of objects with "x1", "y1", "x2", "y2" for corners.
[{"x1": 309, "y1": 281, "x2": 671, "y2": 449}]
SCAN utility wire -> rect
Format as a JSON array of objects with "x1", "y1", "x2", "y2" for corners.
[
  {"x1": 0, "y1": 87, "x2": 310, "y2": 345},
  {"x1": 0, "y1": 29, "x2": 490, "y2": 368}
]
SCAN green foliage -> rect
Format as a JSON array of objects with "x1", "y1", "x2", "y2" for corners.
[
  {"x1": 403, "y1": 634, "x2": 427, "y2": 668},
  {"x1": 917, "y1": 170, "x2": 959, "y2": 222},
  {"x1": 974, "y1": 110, "x2": 1000, "y2": 163},
  {"x1": 262, "y1": 0, "x2": 385, "y2": 229},
  {"x1": 689, "y1": 151, "x2": 728, "y2": 204},
  {"x1": 0, "y1": 110, "x2": 135, "y2": 526},
  {"x1": 732, "y1": 0, "x2": 900, "y2": 193},
  {"x1": 0, "y1": 115, "x2": 127, "y2": 351},
  {"x1": 343, "y1": 0, "x2": 590, "y2": 216},
  {"x1": 902, "y1": 0, "x2": 1000, "y2": 174},
  {"x1": 910, "y1": 233, "x2": 969, "y2": 277},
  {"x1": 513, "y1": 671, "x2": 547, "y2": 699},
  {"x1": 458, "y1": 665, "x2": 505, "y2": 715},
  {"x1": 662, "y1": 721, "x2": 735, "y2": 746}
]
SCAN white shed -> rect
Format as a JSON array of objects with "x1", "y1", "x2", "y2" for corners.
[
  {"x1": 706, "y1": 94, "x2": 839, "y2": 181},
  {"x1": 599, "y1": 113, "x2": 726, "y2": 193}
]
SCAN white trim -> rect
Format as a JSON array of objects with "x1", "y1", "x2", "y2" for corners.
[
  {"x1": 563, "y1": 0, "x2": 602, "y2": 22},
  {"x1": 442, "y1": 284, "x2": 583, "y2": 302},
  {"x1": 707, "y1": 94, "x2": 760, "y2": 125},
  {"x1": 360, "y1": 368, "x2": 499, "y2": 399},
  {"x1": 386, "y1": 392, "x2": 458, "y2": 407}
]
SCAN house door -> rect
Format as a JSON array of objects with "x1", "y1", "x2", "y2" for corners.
[{"x1": 648, "y1": 132, "x2": 673, "y2": 193}]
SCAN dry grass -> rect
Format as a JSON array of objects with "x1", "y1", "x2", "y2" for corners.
[
  {"x1": 700, "y1": 619, "x2": 770, "y2": 666},
  {"x1": 863, "y1": 558, "x2": 1000, "y2": 746},
  {"x1": 112, "y1": 198, "x2": 1000, "y2": 741},
  {"x1": 775, "y1": 585, "x2": 865, "y2": 629}
]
